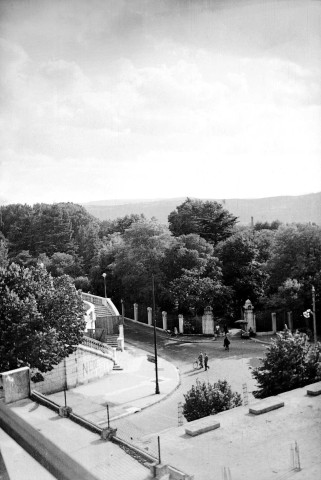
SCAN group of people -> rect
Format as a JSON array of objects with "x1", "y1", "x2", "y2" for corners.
[
  {"x1": 197, "y1": 352, "x2": 209, "y2": 370},
  {"x1": 197, "y1": 333, "x2": 231, "y2": 370}
]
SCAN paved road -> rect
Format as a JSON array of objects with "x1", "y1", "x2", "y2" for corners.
[{"x1": 112, "y1": 321, "x2": 267, "y2": 452}]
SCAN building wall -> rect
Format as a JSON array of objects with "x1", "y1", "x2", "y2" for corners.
[{"x1": 30, "y1": 345, "x2": 114, "y2": 395}]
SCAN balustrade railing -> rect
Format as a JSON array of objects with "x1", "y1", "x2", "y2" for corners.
[{"x1": 82, "y1": 336, "x2": 115, "y2": 360}]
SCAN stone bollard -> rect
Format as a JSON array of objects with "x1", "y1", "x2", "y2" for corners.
[
  {"x1": 59, "y1": 406, "x2": 72, "y2": 418},
  {"x1": 147, "y1": 307, "x2": 153, "y2": 326},
  {"x1": 150, "y1": 462, "x2": 168, "y2": 479},
  {"x1": 117, "y1": 337, "x2": 124, "y2": 352},
  {"x1": 101, "y1": 427, "x2": 117, "y2": 441},
  {"x1": 178, "y1": 314, "x2": 184, "y2": 334},
  {"x1": 162, "y1": 311, "x2": 167, "y2": 331},
  {"x1": 134, "y1": 303, "x2": 138, "y2": 322}
]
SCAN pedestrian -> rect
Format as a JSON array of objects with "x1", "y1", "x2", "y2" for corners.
[
  {"x1": 204, "y1": 353, "x2": 209, "y2": 371},
  {"x1": 223, "y1": 335, "x2": 230, "y2": 351},
  {"x1": 215, "y1": 325, "x2": 220, "y2": 337},
  {"x1": 198, "y1": 352, "x2": 204, "y2": 369}
]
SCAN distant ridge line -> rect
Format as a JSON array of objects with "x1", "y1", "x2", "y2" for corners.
[{"x1": 82, "y1": 192, "x2": 321, "y2": 226}]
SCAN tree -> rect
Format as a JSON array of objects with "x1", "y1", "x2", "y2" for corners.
[
  {"x1": 266, "y1": 224, "x2": 321, "y2": 314},
  {"x1": 183, "y1": 379, "x2": 242, "y2": 422},
  {"x1": 169, "y1": 266, "x2": 230, "y2": 316},
  {"x1": 48, "y1": 252, "x2": 83, "y2": 277},
  {"x1": 99, "y1": 214, "x2": 146, "y2": 237},
  {"x1": 216, "y1": 230, "x2": 269, "y2": 316},
  {"x1": 252, "y1": 334, "x2": 321, "y2": 399},
  {"x1": 254, "y1": 220, "x2": 282, "y2": 231},
  {"x1": 168, "y1": 198, "x2": 237, "y2": 245},
  {"x1": 0, "y1": 263, "x2": 85, "y2": 379},
  {"x1": 161, "y1": 234, "x2": 215, "y2": 284},
  {"x1": 262, "y1": 278, "x2": 305, "y2": 313},
  {"x1": 112, "y1": 219, "x2": 174, "y2": 304}
]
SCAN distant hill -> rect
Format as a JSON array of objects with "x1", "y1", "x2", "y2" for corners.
[{"x1": 82, "y1": 192, "x2": 321, "y2": 225}]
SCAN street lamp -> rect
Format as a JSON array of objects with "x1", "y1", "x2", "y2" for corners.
[
  {"x1": 152, "y1": 274, "x2": 160, "y2": 394},
  {"x1": 102, "y1": 273, "x2": 107, "y2": 298}
]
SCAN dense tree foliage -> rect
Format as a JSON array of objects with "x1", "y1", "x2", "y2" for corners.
[
  {"x1": 215, "y1": 230, "x2": 269, "y2": 316},
  {"x1": 252, "y1": 334, "x2": 321, "y2": 398},
  {"x1": 183, "y1": 379, "x2": 242, "y2": 422},
  {"x1": 0, "y1": 263, "x2": 85, "y2": 378},
  {"x1": 0, "y1": 200, "x2": 320, "y2": 325},
  {"x1": 0, "y1": 234, "x2": 9, "y2": 268},
  {"x1": 262, "y1": 225, "x2": 321, "y2": 315},
  {"x1": 100, "y1": 214, "x2": 146, "y2": 238},
  {"x1": 111, "y1": 219, "x2": 174, "y2": 304},
  {"x1": 168, "y1": 198, "x2": 237, "y2": 245},
  {"x1": 254, "y1": 220, "x2": 282, "y2": 231},
  {"x1": 0, "y1": 202, "x2": 100, "y2": 275}
]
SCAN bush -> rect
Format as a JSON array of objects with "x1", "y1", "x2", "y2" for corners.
[
  {"x1": 252, "y1": 334, "x2": 321, "y2": 399},
  {"x1": 183, "y1": 379, "x2": 242, "y2": 422}
]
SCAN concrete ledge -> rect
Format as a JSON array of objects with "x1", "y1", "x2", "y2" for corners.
[
  {"x1": 185, "y1": 416, "x2": 220, "y2": 437},
  {"x1": 249, "y1": 396, "x2": 284, "y2": 415},
  {"x1": 307, "y1": 382, "x2": 321, "y2": 396},
  {"x1": 168, "y1": 465, "x2": 194, "y2": 479}
]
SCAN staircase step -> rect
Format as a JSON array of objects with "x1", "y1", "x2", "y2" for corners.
[{"x1": 112, "y1": 365, "x2": 123, "y2": 371}]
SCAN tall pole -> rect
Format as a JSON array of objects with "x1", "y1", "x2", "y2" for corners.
[
  {"x1": 152, "y1": 274, "x2": 160, "y2": 394},
  {"x1": 312, "y1": 285, "x2": 317, "y2": 343}
]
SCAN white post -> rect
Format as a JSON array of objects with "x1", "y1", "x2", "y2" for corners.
[
  {"x1": 147, "y1": 307, "x2": 153, "y2": 326},
  {"x1": 162, "y1": 311, "x2": 167, "y2": 331},
  {"x1": 272, "y1": 312, "x2": 277, "y2": 333},
  {"x1": 287, "y1": 311, "x2": 293, "y2": 331},
  {"x1": 178, "y1": 314, "x2": 184, "y2": 334},
  {"x1": 134, "y1": 303, "x2": 138, "y2": 322},
  {"x1": 112, "y1": 347, "x2": 117, "y2": 363}
]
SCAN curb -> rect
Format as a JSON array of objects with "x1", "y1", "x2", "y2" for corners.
[
  {"x1": 109, "y1": 340, "x2": 181, "y2": 422},
  {"x1": 249, "y1": 337, "x2": 273, "y2": 346},
  {"x1": 110, "y1": 363, "x2": 181, "y2": 422}
]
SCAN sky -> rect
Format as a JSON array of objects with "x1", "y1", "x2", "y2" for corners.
[{"x1": 0, "y1": 0, "x2": 320, "y2": 205}]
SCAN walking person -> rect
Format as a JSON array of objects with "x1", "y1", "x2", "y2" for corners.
[
  {"x1": 198, "y1": 352, "x2": 204, "y2": 369},
  {"x1": 223, "y1": 334, "x2": 230, "y2": 351},
  {"x1": 204, "y1": 353, "x2": 209, "y2": 371}
]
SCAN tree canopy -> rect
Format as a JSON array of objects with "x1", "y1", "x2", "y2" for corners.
[
  {"x1": 252, "y1": 334, "x2": 321, "y2": 398},
  {"x1": 0, "y1": 263, "x2": 85, "y2": 379},
  {"x1": 168, "y1": 198, "x2": 238, "y2": 245},
  {"x1": 183, "y1": 379, "x2": 242, "y2": 422}
]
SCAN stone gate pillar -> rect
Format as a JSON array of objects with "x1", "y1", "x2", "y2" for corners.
[
  {"x1": 243, "y1": 299, "x2": 256, "y2": 332},
  {"x1": 147, "y1": 307, "x2": 152, "y2": 326},
  {"x1": 178, "y1": 314, "x2": 184, "y2": 334},
  {"x1": 202, "y1": 306, "x2": 214, "y2": 335}
]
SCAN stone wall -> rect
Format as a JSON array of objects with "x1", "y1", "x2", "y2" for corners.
[
  {"x1": 0, "y1": 367, "x2": 30, "y2": 404},
  {"x1": 30, "y1": 345, "x2": 114, "y2": 395}
]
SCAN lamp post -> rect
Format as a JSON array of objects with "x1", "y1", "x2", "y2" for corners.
[
  {"x1": 152, "y1": 274, "x2": 160, "y2": 394},
  {"x1": 312, "y1": 285, "x2": 317, "y2": 343},
  {"x1": 102, "y1": 273, "x2": 107, "y2": 298}
]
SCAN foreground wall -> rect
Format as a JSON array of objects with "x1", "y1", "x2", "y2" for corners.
[{"x1": 30, "y1": 345, "x2": 114, "y2": 395}]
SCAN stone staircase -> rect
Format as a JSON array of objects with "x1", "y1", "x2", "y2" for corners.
[
  {"x1": 94, "y1": 304, "x2": 114, "y2": 317},
  {"x1": 105, "y1": 334, "x2": 119, "y2": 348},
  {"x1": 113, "y1": 363, "x2": 123, "y2": 371}
]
